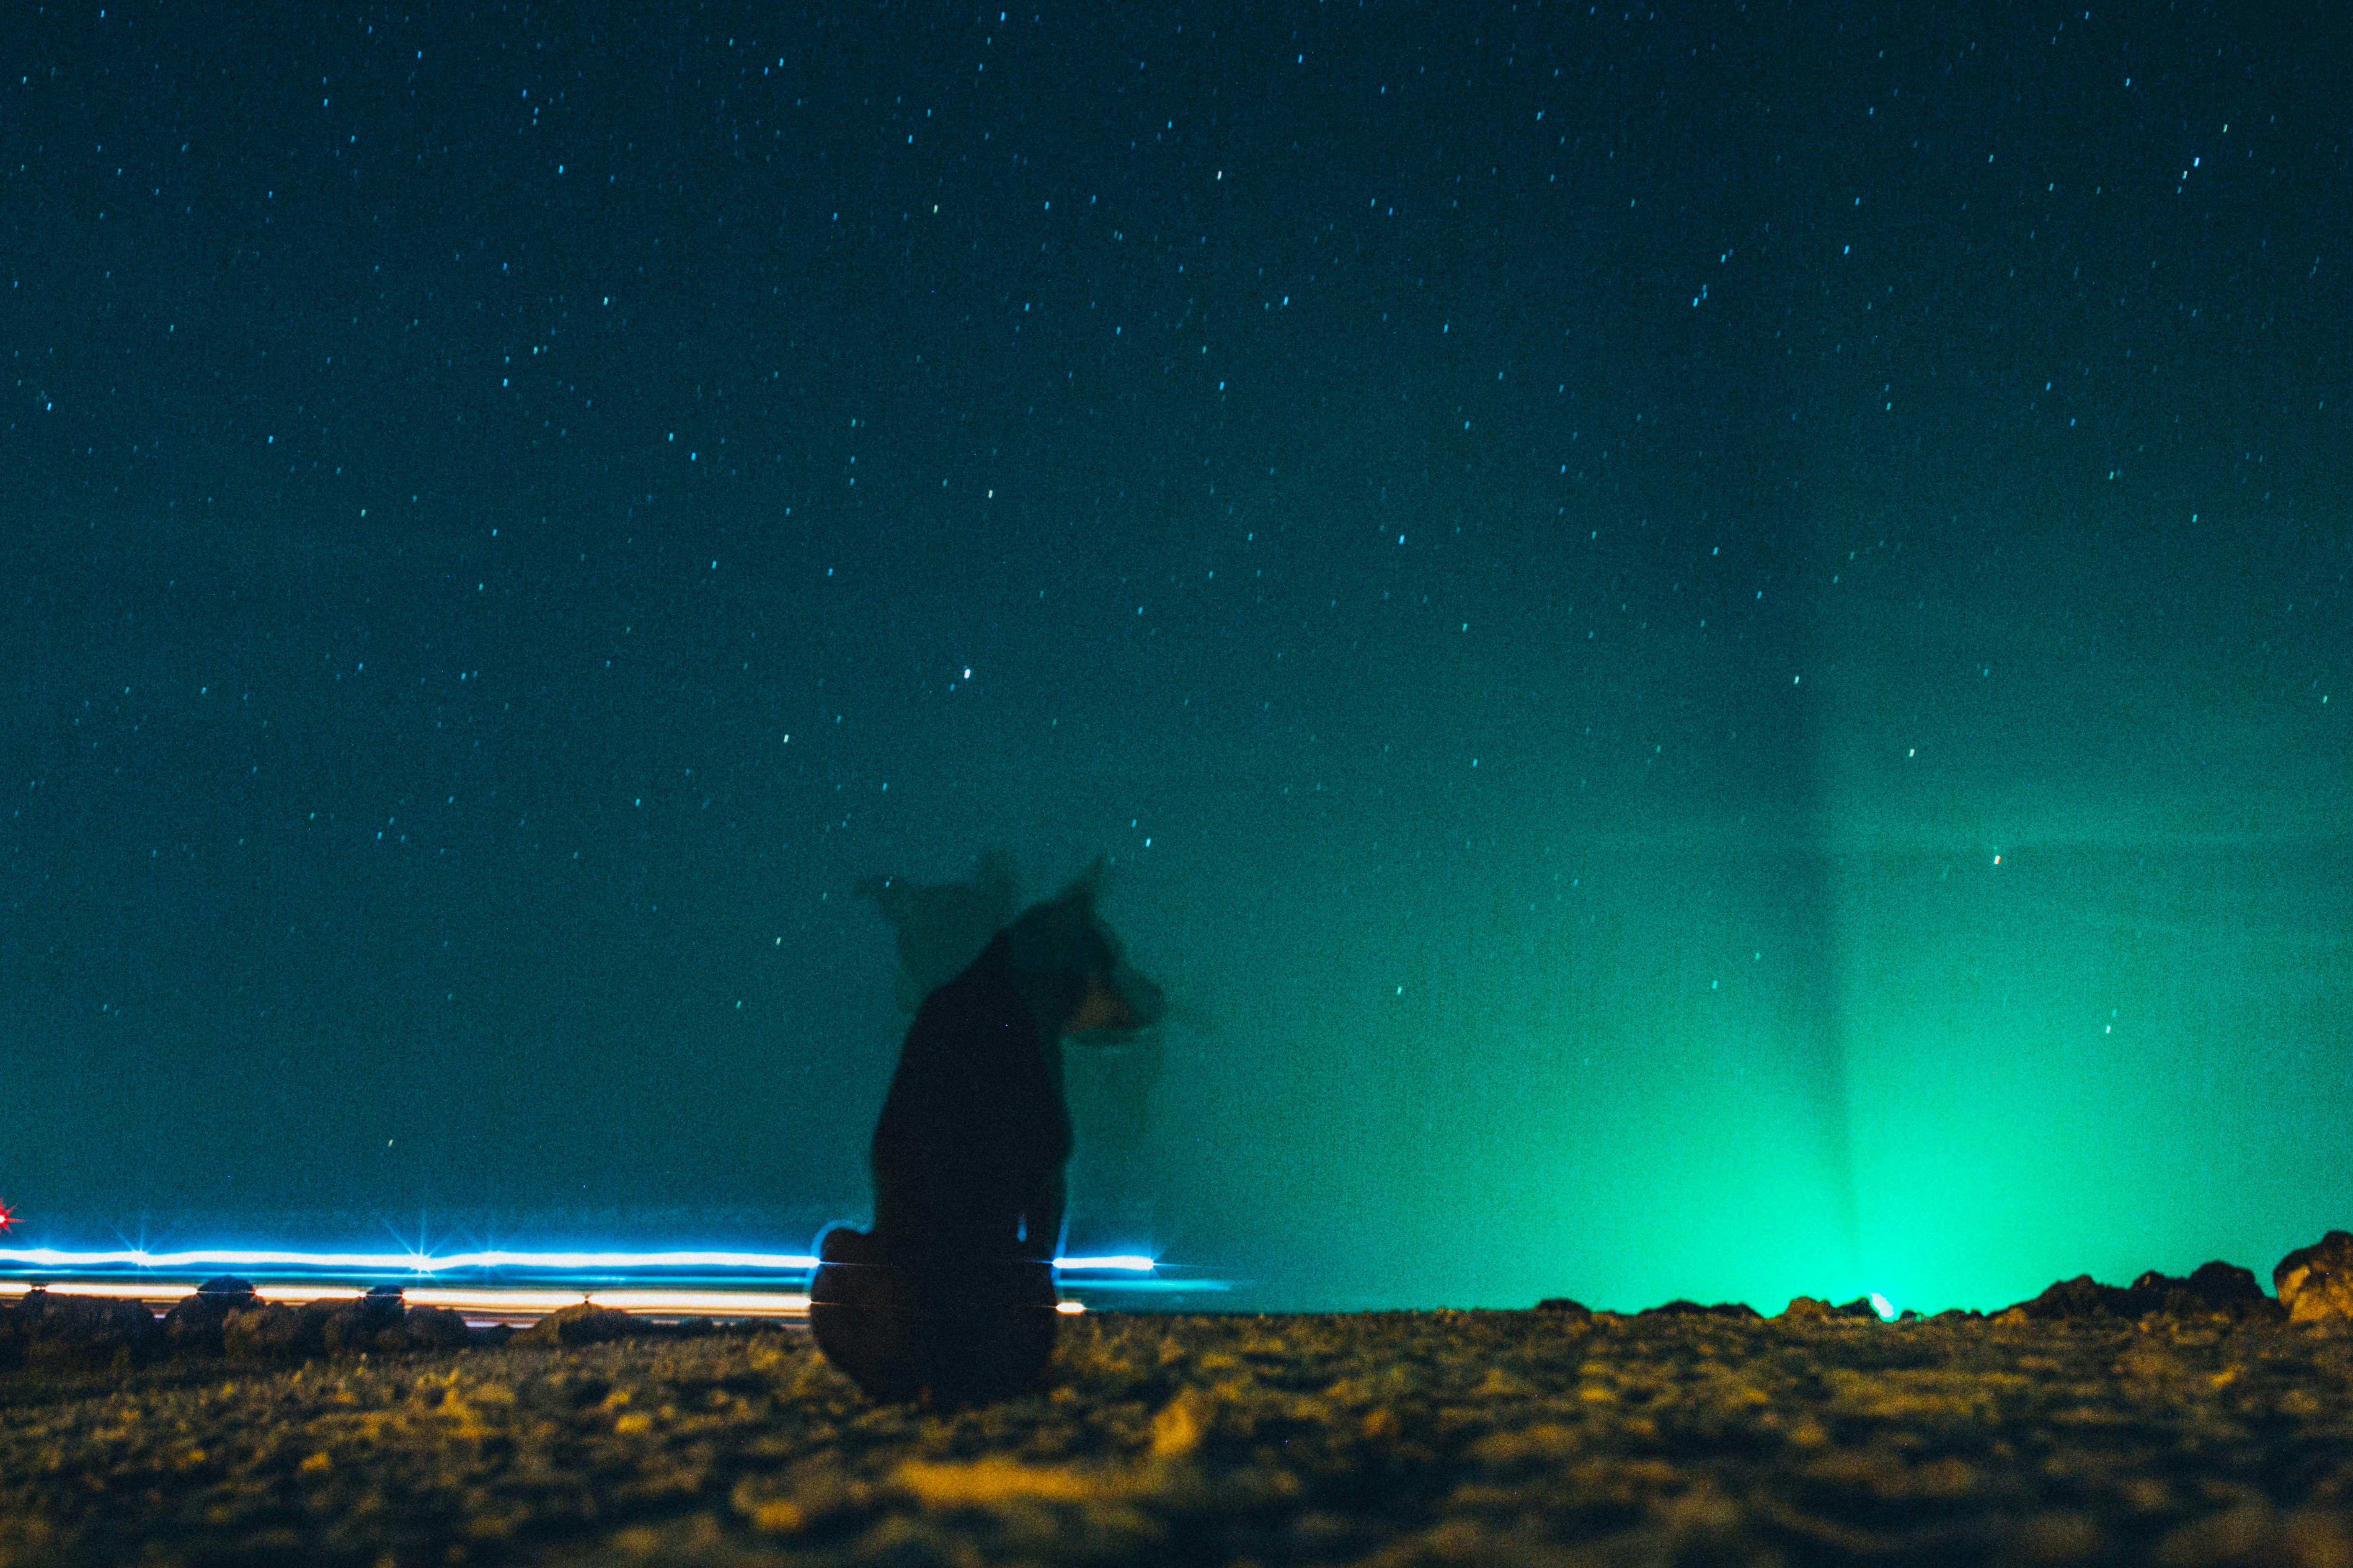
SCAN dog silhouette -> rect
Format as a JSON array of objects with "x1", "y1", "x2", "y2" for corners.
[{"x1": 813, "y1": 860, "x2": 1163, "y2": 1403}]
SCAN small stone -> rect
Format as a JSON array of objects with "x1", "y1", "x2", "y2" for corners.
[
  {"x1": 2275, "y1": 1231, "x2": 2353, "y2": 1326},
  {"x1": 292, "y1": 1298, "x2": 342, "y2": 1356},
  {"x1": 323, "y1": 1284, "x2": 409, "y2": 1354},
  {"x1": 2009, "y1": 1274, "x2": 2133, "y2": 1320},
  {"x1": 514, "y1": 1302, "x2": 638, "y2": 1347},
  {"x1": 404, "y1": 1304, "x2": 472, "y2": 1350},
  {"x1": 2125, "y1": 1261, "x2": 2285, "y2": 1322},
  {"x1": 1639, "y1": 1300, "x2": 1762, "y2": 1320},
  {"x1": 1532, "y1": 1297, "x2": 1590, "y2": 1317},
  {"x1": 222, "y1": 1302, "x2": 307, "y2": 1361},
  {"x1": 1779, "y1": 1297, "x2": 1832, "y2": 1321},
  {"x1": 163, "y1": 1278, "x2": 261, "y2": 1357},
  {"x1": 15, "y1": 1290, "x2": 159, "y2": 1371}
]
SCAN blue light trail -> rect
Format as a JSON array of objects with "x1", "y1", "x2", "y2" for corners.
[{"x1": 0, "y1": 1246, "x2": 1158, "y2": 1274}]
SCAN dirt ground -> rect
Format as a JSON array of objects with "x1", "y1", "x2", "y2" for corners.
[{"x1": 3, "y1": 1307, "x2": 2351, "y2": 1566}]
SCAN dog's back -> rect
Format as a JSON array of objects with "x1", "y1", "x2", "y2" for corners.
[
  {"x1": 869, "y1": 931, "x2": 1070, "y2": 1259},
  {"x1": 866, "y1": 863, "x2": 1163, "y2": 1264}
]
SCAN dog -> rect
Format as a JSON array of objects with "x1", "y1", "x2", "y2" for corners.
[{"x1": 814, "y1": 859, "x2": 1164, "y2": 1402}]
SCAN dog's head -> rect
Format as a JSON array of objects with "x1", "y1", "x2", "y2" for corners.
[{"x1": 1001, "y1": 858, "x2": 1165, "y2": 1042}]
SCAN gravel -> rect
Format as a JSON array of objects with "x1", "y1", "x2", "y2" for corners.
[{"x1": 2, "y1": 1305, "x2": 2350, "y2": 1566}]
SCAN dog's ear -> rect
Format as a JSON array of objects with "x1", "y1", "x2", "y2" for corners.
[
  {"x1": 1054, "y1": 855, "x2": 1111, "y2": 913},
  {"x1": 974, "y1": 848, "x2": 1020, "y2": 898},
  {"x1": 1049, "y1": 860, "x2": 1111, "y2": 921}
]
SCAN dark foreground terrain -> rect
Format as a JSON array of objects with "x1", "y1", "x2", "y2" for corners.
[{"x1": 2, "y1": 1308, "x2": 2350, "y2": 1567}]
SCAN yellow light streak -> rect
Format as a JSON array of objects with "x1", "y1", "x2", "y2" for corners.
[
  {"x1": 404, "y1": 1288, "x2": 592, "y2": 1312},
  {"x1": 0, "y1": 1280, "x2": 165, "y2": 1302},
  {"x1": 588, "y1": 1290, "x2": 810, "y2": 1316}
]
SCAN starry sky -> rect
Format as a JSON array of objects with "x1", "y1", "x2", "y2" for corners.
[{"x1": 3, "y1": 2, "x2": 2348, "y2": 1313}]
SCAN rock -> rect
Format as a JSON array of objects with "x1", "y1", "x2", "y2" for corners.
[
  {"x1": 12, "y1": 1288, "x2": 158, "y2": 1372},
  {"x1": 404, "y1": 1304, "x2": 472, "y2": 1350},
  {"x1": 2009, "y1": 1274, "x2": 2133, "y2": 1320},
  {"x1": 1532, "y1": 1297, "x2": 1591, "y2": 1317},
  {"x1": 1779, "y1": 1297, "x2": 1832, "y2": 1321},
  {"x1": 2006, "y1": 1264, "x2": 2286, "y2": 1323},
  {"x1": 324, "y1": 1284, "x2": 410, "y2": 1354},
  {"x1": 514, "y1": 1302, "x2": 638, "y2": 1347},
  {"x1": 222, "y1": 1302, "x2": 307, "y2": 1361},
  {"x1": 162, "y1": 1275, "x2": 261, "y2": 1357},
  {"x1": 1639, "y1": 1300, "x2": 1762, "y2": 1320},
  {"x1": 294, "y1": 1298, "x2": 343, "y2": 1354},
  {"x1": 2126, "y1": 1261, "x2": 2285, "y2": 1323},
  {"x1": 223, "y1": 1295, "x2": 421, "y2": 1361},
  {"x1": 2275, "y1": 1230, "x2": 2353, "y2": 1325}
]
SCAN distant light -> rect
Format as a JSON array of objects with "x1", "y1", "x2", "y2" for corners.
[
  {"x1": 1869, "y1": 1292, "x2": 1896, "y2": 1321},
  {"x1": 1054, "y1": 1255, "x2": 1155, "y2": 1273},
  {"x1": 1054, "y1": 1300, "x2": 1087, "y2": 1315}
]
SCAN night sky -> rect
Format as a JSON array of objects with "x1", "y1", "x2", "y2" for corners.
[{"x1": 4, "y1": 2, "x2": 2348, "y2": 1314}]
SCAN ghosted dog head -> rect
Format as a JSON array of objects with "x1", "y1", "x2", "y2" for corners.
[
  {"x1": 857, "y1": 851, "x2": 1022, "y2": 1015},
  {"x1": 1001, "y1": 858, "x2": 1166, "y2": 1042}
]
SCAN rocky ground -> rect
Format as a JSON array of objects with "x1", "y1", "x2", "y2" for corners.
[{"x1": 3, "y1": 1299, "x2": 2352, "y2": 1567}]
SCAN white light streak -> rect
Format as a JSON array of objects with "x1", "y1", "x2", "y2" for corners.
[
  {"x1": 3, "y1": 1275, "x2": 1204, "y2": 1319},
  {"x1": 0, "y1": 1246, "x2": 1155, "y2": 1274}
]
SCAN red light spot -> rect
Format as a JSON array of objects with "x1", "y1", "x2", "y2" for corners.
[{"x1": 0, "y1": 1199, "x2": 13, "y2": 1233}]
